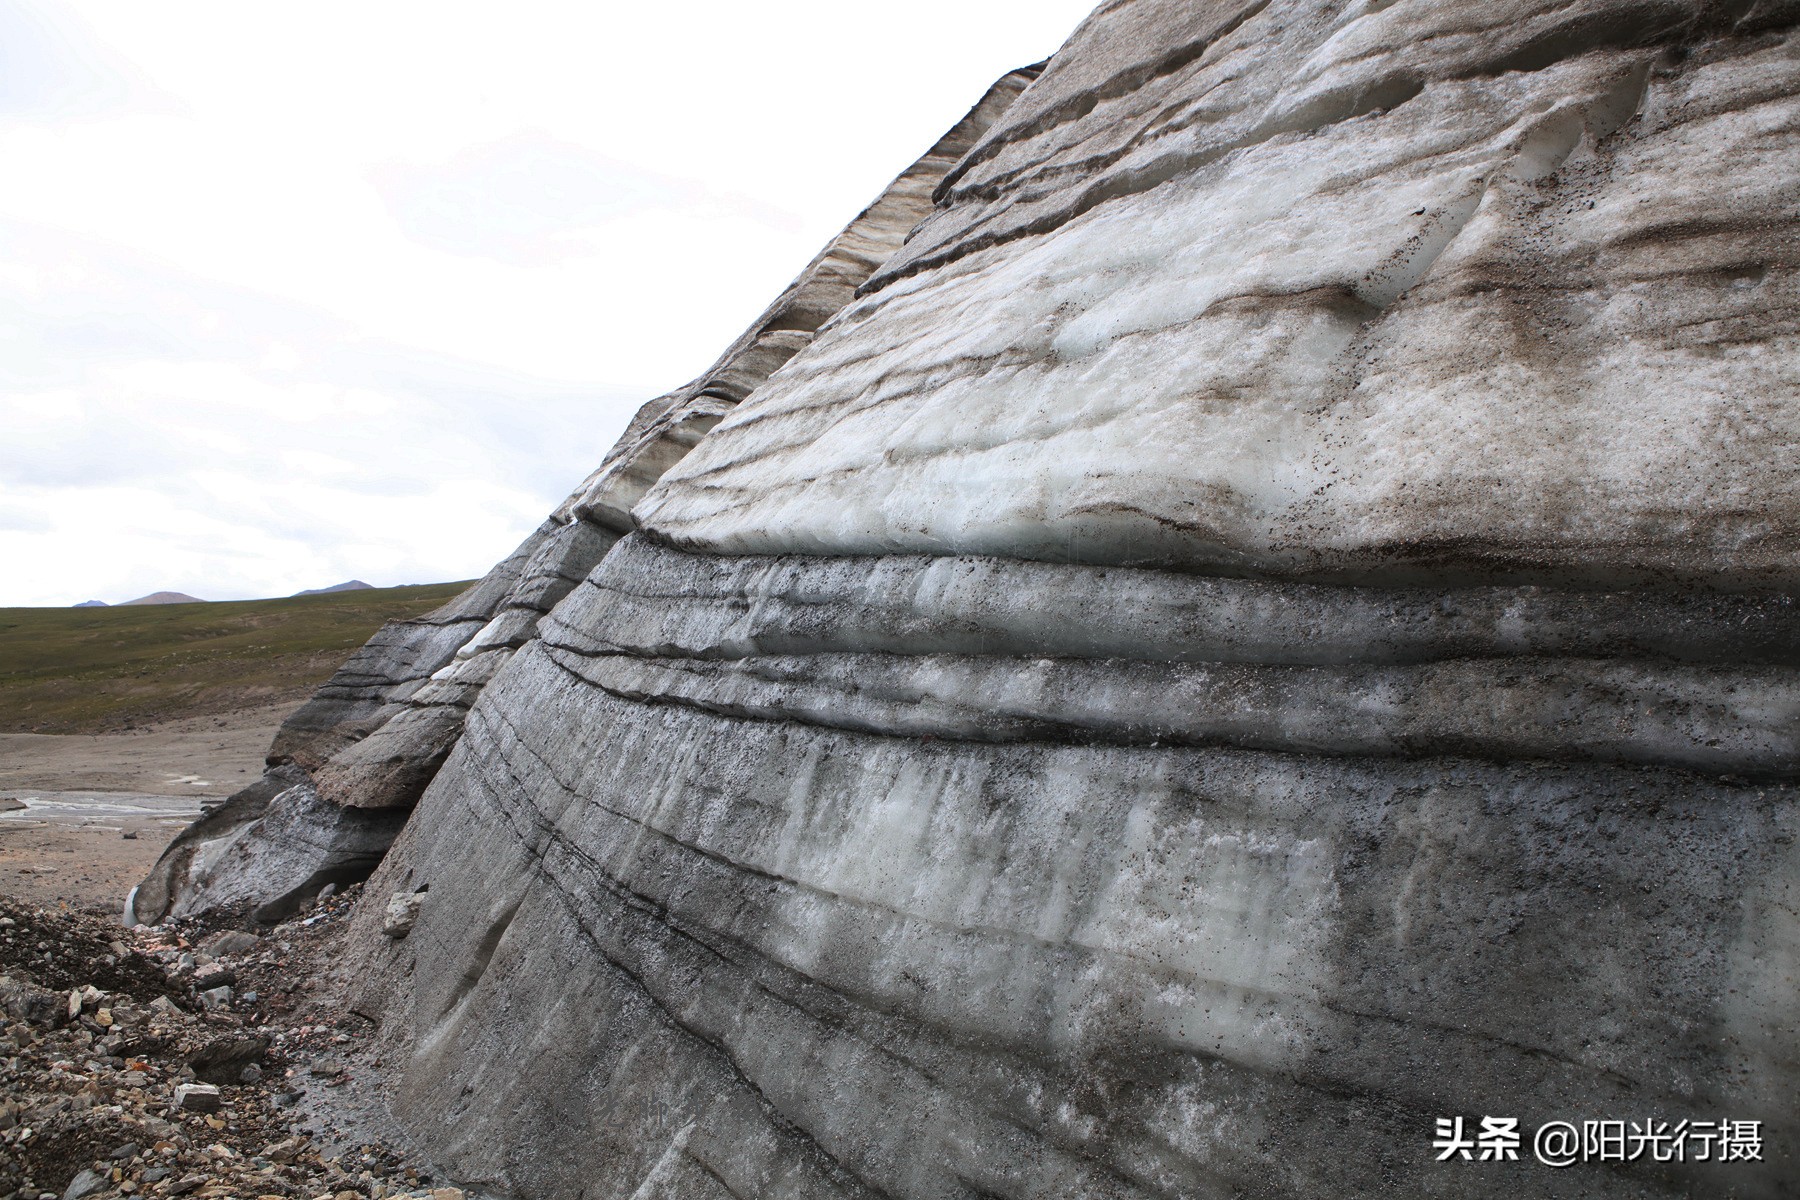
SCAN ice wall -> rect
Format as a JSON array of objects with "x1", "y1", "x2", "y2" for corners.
[{"x1": 154, "y1": 1, "x2": 1800, "y2": 1195}]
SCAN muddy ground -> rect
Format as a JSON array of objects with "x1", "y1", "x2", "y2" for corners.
[{"x1": 0, "y1": 706, "x2": 289, "y2": 912}]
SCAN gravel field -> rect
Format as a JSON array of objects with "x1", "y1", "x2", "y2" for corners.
[{"x1": 0, "y1": 888, "x2": 461, "y2": 1200}]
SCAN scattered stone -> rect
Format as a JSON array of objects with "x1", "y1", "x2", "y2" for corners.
[
  {"x1": 65, "y1": 984, "x2": 103, "y2": 1021},
  {"x1": 197, "y1": 985, "x2": 233, "y2": 1011},
  {"x1": 381, "y1": 891, "x2": 425, "y2": 938},
  {"x1": 0, "y1": 892, "x2": 426, "y2": 1200}
]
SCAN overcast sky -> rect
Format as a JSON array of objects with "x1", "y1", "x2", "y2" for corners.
[{"x1": 0, "y1": 0, "x2": 1095, "y2": 607}]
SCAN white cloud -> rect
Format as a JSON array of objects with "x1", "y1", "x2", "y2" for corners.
[
  {"x1": 0, "y1": 0, "x2": 1099, "y2": 606},
  {"x1": 0, "y1": 0, "x2": 164, "y2": 119},
  {"x1": 371, "y1": 131, "x2": 804, "y2": 266}
]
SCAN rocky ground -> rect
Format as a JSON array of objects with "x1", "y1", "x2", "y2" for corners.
[{"x1": 0, "y1": 889, "x2": 447, "y2": 1200}]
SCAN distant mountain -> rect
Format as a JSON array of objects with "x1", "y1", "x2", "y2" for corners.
[
  {"x1": 293, "y1": 580, "x2": 375, "y2": 596},
  {"x1": 119, "y1": 591, "x2": 206, "y2": 606},
  {"x1": 73, "y1": 600, "x2": 108, "y2": 608}
]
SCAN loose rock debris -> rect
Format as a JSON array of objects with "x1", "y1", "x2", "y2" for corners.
[{"x1": 0, "y1": 890, "x2": 460, "y2": 1200}]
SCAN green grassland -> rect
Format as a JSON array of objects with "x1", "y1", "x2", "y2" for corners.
[{"x1": 0, "y1": 583, "x2": 472, "y2": 734}]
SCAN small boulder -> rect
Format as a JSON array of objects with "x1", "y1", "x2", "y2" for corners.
[
  {"x1": 307, "y1": 1054, "x2": 346, "y2": 1077},
  {"x1": 382, "y1": 891, "x2": 426, "y2": 938},
  {"x1": 173, "y1": 1082, "x2": 222, "y2": 1112},
  {"x1": 197, "y1": 985, "x2": 233, "y2": 1012},
  {"x1": 61, "y1": 1169, "x2": 106, "y2": 1200},
  {"x1": 0, "y1": 976, "x2": 61, "y2": 1026},
  {"x1": 188, "y1": 1034, "x2": 269, "y2": 1084},
  {"x1": 199, "y1": 930, "x2": 261, "y2": 958},
  {"x1": 263, "y1": 1136, "x2": 303, "y2": 1163},
  {"x1": 192, "y1": 962, "x2": 235, "y2": 990}
]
